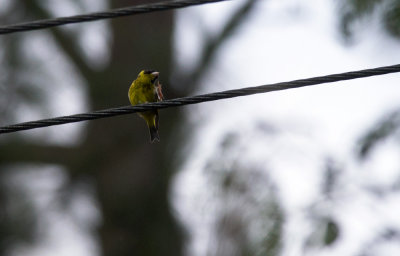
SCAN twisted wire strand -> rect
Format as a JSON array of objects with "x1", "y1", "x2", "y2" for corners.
[
  {"x1": 0, "y1": 0, "x2": 230, "y2": 35},
  {"x1": 1, "y1": 64, "x2": 400, "y2": 134}
]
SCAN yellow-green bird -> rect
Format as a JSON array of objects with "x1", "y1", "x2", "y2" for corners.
[{"x1": 128, "y1": 70, "x2": 163, "y2": 143}]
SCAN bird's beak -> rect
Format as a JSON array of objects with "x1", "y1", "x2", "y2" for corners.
[{"x1": 151, "y1": 72, "x2": 159, "y2": 78}]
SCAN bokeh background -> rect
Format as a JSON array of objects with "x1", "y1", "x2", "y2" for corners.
[{"x1": 1, "y1": 0, "x2": 400, "y2": 255}]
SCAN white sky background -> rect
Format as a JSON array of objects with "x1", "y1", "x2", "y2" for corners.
[{"x1": 172, "y1": 0, "x2": 400, "y2": 256}]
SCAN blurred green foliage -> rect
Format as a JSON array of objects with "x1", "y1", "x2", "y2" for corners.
[{"x1": 339, "y1": 0, "x2": 400, "y2": 40}]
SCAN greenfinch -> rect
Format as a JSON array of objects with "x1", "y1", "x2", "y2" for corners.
[{"x1": 128, "y1": 70, "x2": 163, "y2": 142}]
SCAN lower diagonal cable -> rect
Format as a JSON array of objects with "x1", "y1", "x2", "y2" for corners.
[{"x1": 1, "y1": 63, "x2": 399, "y2": 134}]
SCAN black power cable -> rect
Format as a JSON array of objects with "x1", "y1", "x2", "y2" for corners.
[
  {"x1": 1, "y1": 64, "x2": 399, "y2": 135},
  {"x1": 0, "y1": 0, "x2": 231, "y2": 35}
]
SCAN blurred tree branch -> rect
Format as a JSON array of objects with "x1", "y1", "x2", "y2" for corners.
[
  {"x1": 0, "y1": 141, "x2": 82, "y2": 168},
  {"x1": 192, "y1": 0, "x2": 257, "y2": 81},
  {"x1": 358, "y1": 109, "x2": 400, "y2": 159},
  {"x1": 25, "y1": 1, "x2": 96, "y2": 81},
  {"x1": 178, "y1": 0, "x2": 258, "y2": 94}
]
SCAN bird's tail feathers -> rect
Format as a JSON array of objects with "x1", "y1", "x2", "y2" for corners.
[
  {"x1": 143, "y1": 112, "x2": 160, "y2": 143},
  {"x1": 149, "y1": 126, "x2": 160, "y2": 143}
]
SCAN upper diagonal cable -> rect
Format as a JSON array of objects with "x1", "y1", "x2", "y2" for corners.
[
  {"x1": 1, "y1": 64, "x2": 399, "y2": 135},
  {"x1": 0, "y1": 0, "x2": 230, "y2": 35}
]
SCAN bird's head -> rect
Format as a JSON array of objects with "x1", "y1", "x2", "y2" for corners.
[{"x1": 137, "y1": 70, "x2": 159, "y2": 85}]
